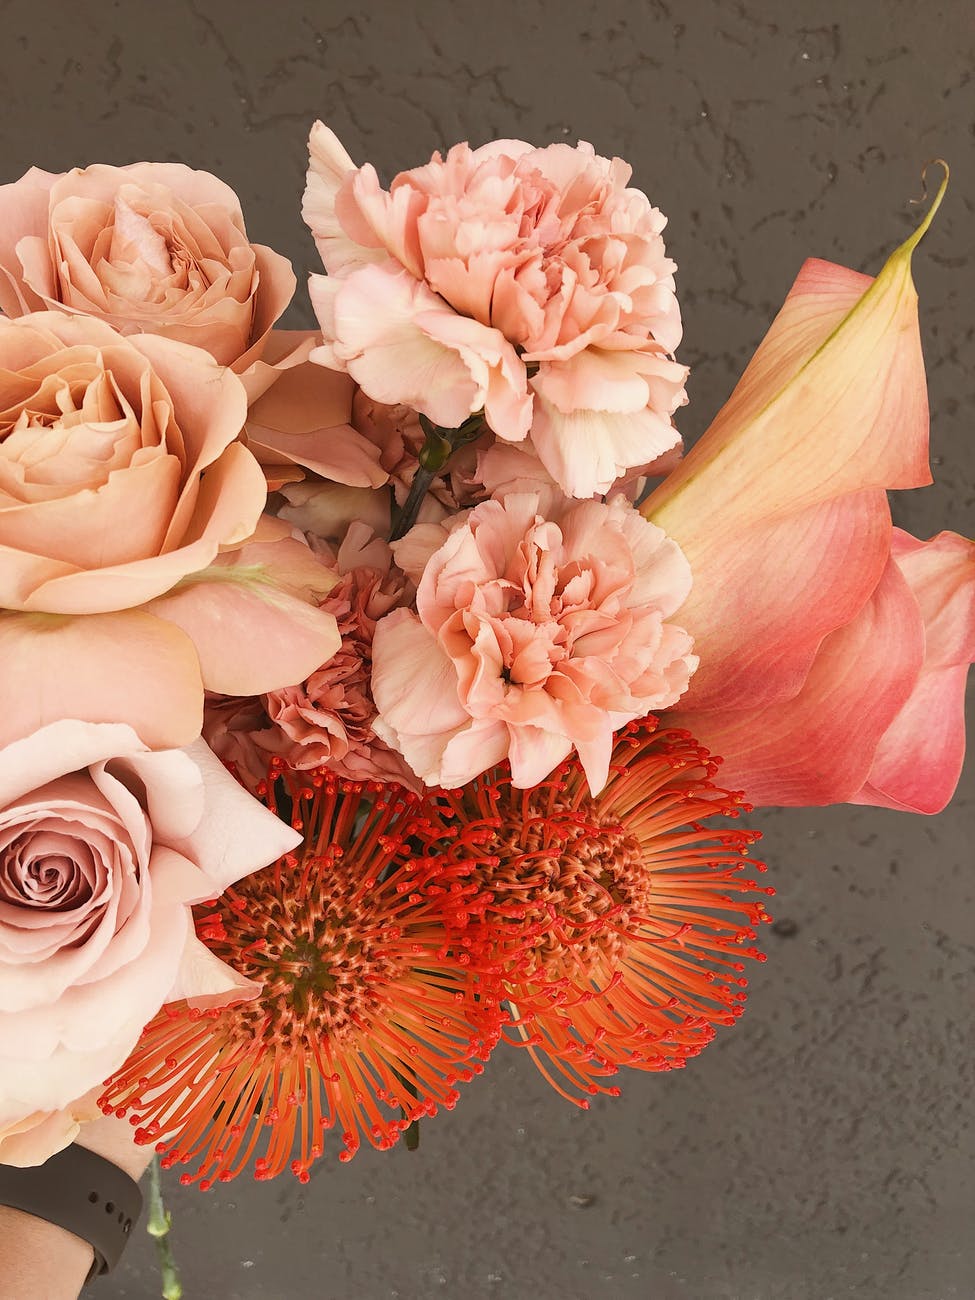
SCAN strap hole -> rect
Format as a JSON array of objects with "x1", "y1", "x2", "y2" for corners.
[
  {"x1": 105, "y1": 1201, "x2": 115, "y2": 1214},
  {"x1": 123, "y1": 1219, "x2": 132, "y2": 1233},
  {"x1": 118, "y1": 1211, "x2": 125, "y2": 1224},
  {"x1": 88, "y1": 1192, "x2": 99, "y2": 1204}
]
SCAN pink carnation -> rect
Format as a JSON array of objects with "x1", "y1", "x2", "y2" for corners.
[
  {"x1": 204, "y1": 524, "x2": 417, "y2": 791},
  {"x1": 371, "y1": 491, "x2": 698, "y2": 793},
  {"x1": 303, "y1": 124, "x2": 688, "y2": 498}
]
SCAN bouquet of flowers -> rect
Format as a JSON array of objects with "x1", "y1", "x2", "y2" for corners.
[{"x1": 0, "y1": 126, "x2": 971, "y2": 1202}]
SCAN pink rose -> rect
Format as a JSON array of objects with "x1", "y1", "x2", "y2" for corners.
[
  {"x1": 0, "y1": 311, "x2": 263, "y2": 615},
  {"x1": 146, "y1": 513, "x2": 342, "y2": 699},
  {"x1": 303, "y1": 124, "x2": 687, "y2": 498},
  {"x1": 0, "y1": 720, "x2": 300, "y2": 1166},
  {"x1": 371, "y1": 492, "x2": 698, "y2": 793},
  {"x1": 0, "y1": 163, "x2": 295, "y2": 370}
]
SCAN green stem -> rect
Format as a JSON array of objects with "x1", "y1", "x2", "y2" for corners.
[
  {"x1": 387, "y1": 412, "x2": 486, "y2": 542},
  {"x1": 146, "y1": 1157, "x2": 183, "y2": 1300},
  {"x1": 388, "y1": 462, "x2": 437, "y2": 542}
]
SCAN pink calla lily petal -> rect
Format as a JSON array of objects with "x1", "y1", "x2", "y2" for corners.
[
  {"x1": 642, "y1": 173, "x2": 970, "y2": 811},
  {"x1": 673, "y1": 554, "x2": 925, "y2": 805},
  {"x1": 644, "y1": 190, "x2": 940, "y2": 715},
  {"x1": 853, "y1": 529, "x2": 975, "y2": 813}
]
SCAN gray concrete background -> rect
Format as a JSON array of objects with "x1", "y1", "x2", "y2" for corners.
[{"x1": 1, "y1": 1, "x2": 972, "y2": 1296}]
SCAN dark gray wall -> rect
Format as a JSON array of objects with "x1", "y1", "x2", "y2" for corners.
[{"x1": 2, "y1": 2, "x2": 971, "y2": 1297}]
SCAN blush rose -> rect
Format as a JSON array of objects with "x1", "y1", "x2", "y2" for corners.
[{"x1": 0, "y1": 311, "x2": 264, "y2": 615}]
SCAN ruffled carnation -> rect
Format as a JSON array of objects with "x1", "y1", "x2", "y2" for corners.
[
  {"x1": 371, "y1": 491, "x2": 698, "y2": 793},
  {"x1": 303, "y1": 124, "x2": 688, "y2": 498},
  {"x1": 204, "y1": 524, "x2": 416, "y2": 791}
]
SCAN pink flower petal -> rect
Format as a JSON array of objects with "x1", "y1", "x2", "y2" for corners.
[
  {"x1": 0, "y1": 609, "x2": 203, "y2": 751},
  {"x1": 327, "y1": 263, "x2": 483, "y2": 428},
  {"x1": 303, "y1": 122, "x2": 387, "y2": 275},
  {"x1": 645, "y1": 228, "x2": 934, "y2": 714},
  {"x1": 531, "y1": 391, "x2": 680, "y2": 497},
  {"x1": 148, "y1": 565, "x2": 340, "y2": 698},
  {"x1": 166, "y1": 931, "x2": 261, "y2": 1010},
  {"x1": 853, "y1": 529, "x2": 975, "y2": 813},
  {"x1": 673, "y1": 554, "x2": 925, "y2": 806}
]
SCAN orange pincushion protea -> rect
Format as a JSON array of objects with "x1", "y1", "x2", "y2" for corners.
[
  {"x1": 99, "y1": 766, "x2": 506, "y2": 1185},
  {"x1": 416, "y1": 721, "x2": 773, "y2": 1104}
]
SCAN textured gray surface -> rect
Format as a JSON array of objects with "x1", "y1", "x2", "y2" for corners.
[{"x1": 1, "y1": 1, "x2": 973, "y2": 1297}]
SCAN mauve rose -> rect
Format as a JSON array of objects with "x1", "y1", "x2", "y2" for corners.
[
  {"x1": 371, "y1": 491, "x2": 698, "y2": 793},
  {"x1": 0, "y1": 720, "x2": 301, "y2": 1167},
  {"x1": 0, "y1": 163, "x2": 295, "y2": 370},
  {"x1": 303, "y1": 124, "x2": 687, "y2": 498},
  {"x1": 0, "y1": 311, "x2": 264, "y2": 615}
]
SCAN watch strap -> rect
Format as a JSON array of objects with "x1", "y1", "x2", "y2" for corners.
[{"x1": 0, "y1": 1143, "x2": 143, "y2": 1280}]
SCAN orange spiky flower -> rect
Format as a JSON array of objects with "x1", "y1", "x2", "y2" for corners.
[
  {"x1": 99, "y1": 764, "x2": 506, "y2": 1185},
  {"x1": 415, "y1": 720, "x2": 773, "y2": 1105}
]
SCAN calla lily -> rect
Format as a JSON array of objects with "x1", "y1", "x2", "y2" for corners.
[{"x1": 643, "y1": 168, "x2": 975, "y2": 811}]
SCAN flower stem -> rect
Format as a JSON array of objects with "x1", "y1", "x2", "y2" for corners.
[
  {"x1": 146, "y1": 1156, "x2": 183, "y2": 1300},
  {"x1": 388, "y1": 462, "x2": 437, "y2": 542},
  {"x1": 387, "y1": 412, "x2": 486, "y2": 542}
]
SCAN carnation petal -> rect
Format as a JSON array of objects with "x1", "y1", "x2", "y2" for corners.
[
  {"x1": 303, "y1": 121, "x2": 386, "y2": 275},
  {"x1": 330, "y1": 264, "x2": 482, "y2": 428},
  {"x1": 531, "y1": 392, "x2": 680, "y2": 497}
]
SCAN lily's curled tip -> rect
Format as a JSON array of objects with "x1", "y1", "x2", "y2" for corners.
[{"x1": 903, "y1": 160, "x2": 949, "y2": 257}]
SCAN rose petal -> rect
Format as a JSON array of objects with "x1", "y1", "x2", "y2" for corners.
[{"x1": 0, "y1": 609, "x2": 202, "y2": 751}]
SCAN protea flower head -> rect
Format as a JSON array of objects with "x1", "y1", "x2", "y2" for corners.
[
  {"x1": 414, "y1": 719, "x2": 773, "y2": 1104},
  {"x1": 99, "y1": 762, "x2": 507, "y2": 1184}
]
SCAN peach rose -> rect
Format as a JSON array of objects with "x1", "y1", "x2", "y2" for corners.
[
  {"x1": 304, "y1": 124, "x2": 687, "y2": 498},
  {"x1": 371, "y1": 491, "x2": 698, "y2": 793},
  {"x1": 0, "y1": 311, "x2": 263, "y2": 614},
  {"x1": 0, "y1": 163, "x2": 295, "y2": 370},
  {"x1": 0, "y1": 720, "x2": 301, "y2": 1167}
]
